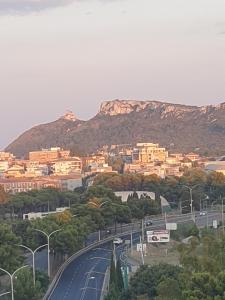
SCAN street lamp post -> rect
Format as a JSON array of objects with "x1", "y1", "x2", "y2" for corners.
[
  {"x1": 0, "y1": 265, "x2": 28, "y2": 300},
  {"x1": 17, "y1": 244, "x2": 48, "y2": 286},
  {"x1": 35, "y1": 229, "x2": 61, "y2": 278},
  {"x1": 182, "y1": 184, "x2": 200, "y2": 222}
]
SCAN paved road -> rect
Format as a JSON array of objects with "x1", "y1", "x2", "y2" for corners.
[
  {"x1": 46, "y1": 211, "x2": 222, "y2": 300},
  {"x1": 48, "y1": 243, "x2": 125, "y2": 300}
]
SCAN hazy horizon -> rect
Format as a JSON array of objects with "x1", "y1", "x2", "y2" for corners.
[{"x1": 1, "y1": 0, "x2": 224, "y2": 149}]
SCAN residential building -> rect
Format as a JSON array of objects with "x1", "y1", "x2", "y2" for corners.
[
  {"x1": 185, "y1": 152, "x2": 200, "y2": 162},
  {"x1": 0, "y1": 177, "x2": 60, "y2": 194},
  {"x1": 25, "y1": 161, "x2": 49, "y2": 177},
  {"x1": 0, "y1": 151, "x2": 15, "y2": 161},
  {"x1": 124, "y1": 162, "x2": 165, "y2": 178},
  {"x1": 170, "y1": 153, "x2": 184, "y2": 161},
  {"x1": 48, "y1": 175, "x2": 83, "y2": 191},
  {"x1": 29, "y1": 147, "x2": 70, "y2": 163},
  {"x1": 53, "y1": 157, "x2": 82, "y2": 175},
  {"x1": 0, "y1": 161, "x2": 9, "y2": 173},
  {"x1": 134, "y1": 143, "x2": 168, "y2": 163},
  {"x1": 82, "y1": 155, "x2": 106, "y2": 169},
  {"x1": 0, "y1": 174, "x2": 82, "y2": 194},
  {"x1": 5, "y1": 165, "x2": 25, "y2": 178},
  {"x1": 85, "y1": 163, "x2": 114, "y2": 175}
]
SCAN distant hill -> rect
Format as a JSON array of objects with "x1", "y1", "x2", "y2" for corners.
[{"x1": 5, "y1": 100, "x2": 225, "y2": 157}]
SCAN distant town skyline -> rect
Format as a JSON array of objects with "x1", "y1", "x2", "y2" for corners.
[{"x1": 0, "y1": 0, "x2": 224, "y2": 149}]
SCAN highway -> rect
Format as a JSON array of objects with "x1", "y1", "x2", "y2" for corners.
[
  {"x1": 48, "y1": 244, "x2": 121, "y2": 300},
  {"x1": 46, "y1": 210, "x2": 222, "y2": 300}
]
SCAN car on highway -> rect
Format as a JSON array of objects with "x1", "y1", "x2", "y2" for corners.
[
  {"x1": 113, "y1": 237, "x2": 123, "y2": 245},
  {"x1": 199, "y1": 211, "x2": 207, "y2": 216},
  {"x1": 106, "y1": 229, "x2": 112, "y2": 235},
  {"x1": 144, "y1": 220, "x2": 153, "y2": 227}
]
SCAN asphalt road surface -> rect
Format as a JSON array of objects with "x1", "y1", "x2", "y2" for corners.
[{"x1": 48, "y1": 243, "x2": 125, "y2": 300}]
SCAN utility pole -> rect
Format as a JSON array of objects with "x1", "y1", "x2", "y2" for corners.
[
  {"x1": 222, "y1": 197, "x2": 224, "y2": 234},
  {"x1": 182, "y1": 184, "x2": 200, "y2": 223},
  {"x1": 164, "y1": 212, "x2": 167, "y2": 227},
  {"x1": 113, "y1": 242, "x2": 117, "y2": 268},
  {"x1": 190, "y1": 188, "x2": 194, "y2": 221},
  {"x1": 141, "y1": 219, "x2": 144, "y2": 242},
  {"x1": 130, "y1": 230, "x2": 133, "y2": 255},
  {"x1": 139, "y1": 236, "x2": 144, "y2": 265}
]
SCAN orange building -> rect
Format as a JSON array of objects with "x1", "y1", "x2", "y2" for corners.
[{"x1": 29, "y1": 147, "x2": 70, "y2": 163}]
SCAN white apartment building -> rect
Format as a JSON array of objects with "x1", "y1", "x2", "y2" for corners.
[
  {"x1": 25, "y1": 162, "x2": 49, "y2": 177},
  {"x1": 0, "y1": 161, "x2": 9, "y2": 173},
  {"x1": 53, "y1": 158, "x2": 82, "y2": 175}
]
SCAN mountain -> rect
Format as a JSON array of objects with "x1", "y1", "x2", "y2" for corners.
[{"x1": 5, "y1": 100, "x2": 225, "y2": 157}]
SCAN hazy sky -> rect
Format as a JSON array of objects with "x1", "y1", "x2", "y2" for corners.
[{"x1": 0, "y1": 0, "x2": 224, "y2": 149}]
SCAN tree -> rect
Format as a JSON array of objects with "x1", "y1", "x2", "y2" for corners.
[
  {"x1": 14, "y1": 268, "x2": 47, "y2": 300},
  {"x1": 116, "y1": 259, "x2": 124, "y2": 292},
  {"x1": 156, "y1": 278, "x2": 182, "y2": 300},
  {"x1": 109, "y1": 254, "x2": 117, "y2": 288},
  {"x1": 124, "y1": 264, "x2": 182, "y2": 299},
  {"x1": 0, "y1": 223, "x2": 23, "y2": 272},
  {"x1": 0, "y1": 185, "x2": 8, "y2": 204}
]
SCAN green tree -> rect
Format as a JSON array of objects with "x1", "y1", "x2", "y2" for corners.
[
  {"x1": 14, "y1": 268, "x2": 46, "y2": 300},
  {"x1": 116, "y1": 259, "x2": 124, "y2": 292},
  {"x1": 156, "y1": 278, "x2": 182, "y2": 300},
  {"x1": 0, "y1": 223, "x2": 23, "y2": 272}
]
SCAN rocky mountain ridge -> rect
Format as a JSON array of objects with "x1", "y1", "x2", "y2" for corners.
[{"x1": 5, "y1": 99, "x2": 225, "y2": 157}]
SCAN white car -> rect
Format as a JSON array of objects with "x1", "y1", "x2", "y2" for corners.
[
  {"x1": 113, "y1": 238, "x2": 123, "y2": 245},
  {"x1": 200, "y1": 211, "x2": 207, "y2": 216}
]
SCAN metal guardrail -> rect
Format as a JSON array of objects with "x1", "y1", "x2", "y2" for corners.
[{"x1": 100, "y1": 266, "x2": 110, "y2": 300}]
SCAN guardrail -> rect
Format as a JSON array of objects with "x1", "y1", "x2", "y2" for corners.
[{"x1": 100, "y1": 266, "x2": 110, "y2": 300}]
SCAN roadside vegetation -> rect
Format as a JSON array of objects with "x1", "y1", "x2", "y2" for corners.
[
  {"x1": 112, "y1": 228, "x2": 225, "y2": 300},
  {"x1": 0, "y1": 168, "x2": 225, "y2": 299}
]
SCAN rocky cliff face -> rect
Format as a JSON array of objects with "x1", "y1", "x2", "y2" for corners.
[
  {"x1": 5, "y1": 99, "x2": 225, "y2": 157},
  {"x1": 61, "y1": 111, "x2": 77, "y2": 121},
  {"x1": 99, "y1": 99, "x2": 196, "y2": 118}
]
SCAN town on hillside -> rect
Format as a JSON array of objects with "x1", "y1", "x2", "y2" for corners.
[{"x1": 0, "y1": 143, "x2": 224, "y2": 194}]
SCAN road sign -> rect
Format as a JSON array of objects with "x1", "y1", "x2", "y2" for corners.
[
  {"x1": 137, "y1": 243, "x2": 146, "y2": 252},
  {"x1": 147, "y1": 230, "x2": 170, "y2": 243},
  {"x1": 213, "y1": 220, "x2": 218, "y2": 229},
  {"x1": 166, "y1": 223, "x2": 177, "y2": 230}
]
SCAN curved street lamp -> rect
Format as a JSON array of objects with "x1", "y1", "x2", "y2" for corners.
[
  {"x1": 0, "y1": 265, "x2": 29, "y2": 300},
  {"x1": 35, "y1": 229, "x2": 61, "y2": 278},
  {"x1": 17, "y1": 243, "x2": 48, "y2": 286},
  {"x1": 182, "y1": 184, "x2": 201, "y2": 222}
]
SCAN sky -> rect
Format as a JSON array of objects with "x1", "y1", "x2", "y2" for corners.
[{"x1": 0, "y1": 0, "x2": 224, "y2": 149}]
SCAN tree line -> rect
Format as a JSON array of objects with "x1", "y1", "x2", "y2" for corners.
[{"x1": 94, "y1": 169, "x2": 225, "y2": 213}]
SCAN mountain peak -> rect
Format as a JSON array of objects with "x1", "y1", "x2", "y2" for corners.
[{"x1": 61, "y1": 111, "x2": 77, "y2": 121}]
